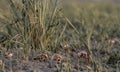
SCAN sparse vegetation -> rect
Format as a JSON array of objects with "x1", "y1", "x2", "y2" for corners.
[{"x1": 0, "y1": 0, "x2": 120, "y2": 72}]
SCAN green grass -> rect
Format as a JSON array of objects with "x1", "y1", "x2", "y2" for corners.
[{"x1": 0, "y1": 0, "x2": 120, "y2": 72}]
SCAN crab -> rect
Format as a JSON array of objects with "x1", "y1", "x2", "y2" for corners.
[
  {"x1": 34, "y1": 54, "x2": 48, "y2": 61},
  {"x1": 51, "y1": 54, "x2": 62, "y2": 64},
  {"x1": 77, "y1": 51, "x2": 90, "y2": 64}
]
